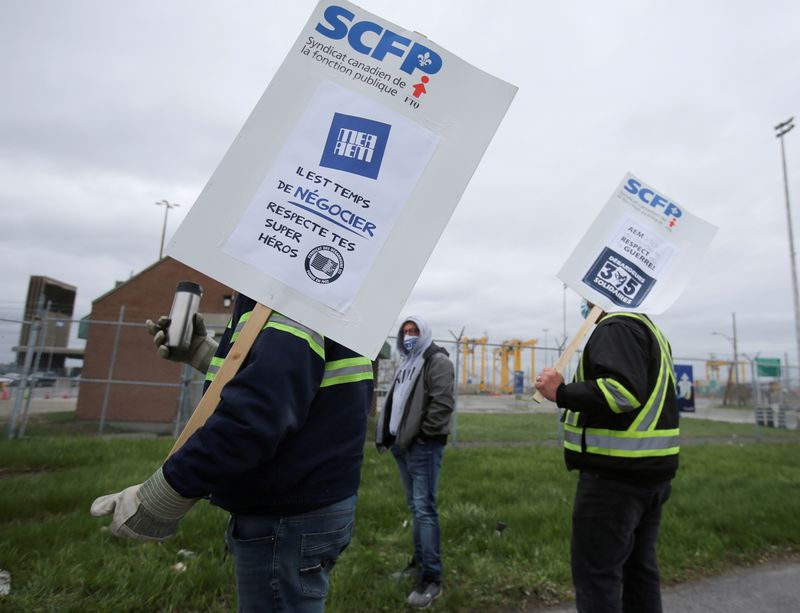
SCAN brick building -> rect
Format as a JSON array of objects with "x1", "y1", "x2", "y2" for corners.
[{"x1": 75, "y1": 258, "x2": 234, "y2": 432}]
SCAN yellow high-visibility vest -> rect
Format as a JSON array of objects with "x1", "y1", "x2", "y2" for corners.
[{"x1": 563, "y1": 313, "x2": 679, "y2": 459}]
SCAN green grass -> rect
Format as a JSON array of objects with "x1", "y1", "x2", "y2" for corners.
[
  {"x1": 0, "y1": 414, "x2": 799, "y2": 611},
  {"x1": 452, "y1": 411, "x2": 561, "y2": 443},
  {"x1": 678, "y1": 416, "x2": 797, "y2": 439},
  {"x1": 11, "y1": 408, "x2": 800, "y2": 443},
  {"x1": 451, "y1": 411, "x2": 800, "y2": 443},
  {"x1": 3, "y1": 411, "x2": 133, "y2": 438}
]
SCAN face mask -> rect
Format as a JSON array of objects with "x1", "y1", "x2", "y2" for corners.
[
  {"x1": 403, "y1": 335, "x2": 419, "y2": 352},
  {"x1": 580, "y1": 299, "x2": 591, "y2": 320}
]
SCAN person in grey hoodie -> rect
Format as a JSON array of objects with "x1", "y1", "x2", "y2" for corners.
[{"x1": 376, "y1": 315, "x2": 455, "y2": 608}]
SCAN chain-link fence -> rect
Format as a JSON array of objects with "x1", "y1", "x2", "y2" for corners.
[{"x1": 2, "y1": 314, "x2": 799, "y2": 439}]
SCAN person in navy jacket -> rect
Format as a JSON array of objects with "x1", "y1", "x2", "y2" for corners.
[{"x1": 92, "y1": 294, "x2": 374, "y2": 612}]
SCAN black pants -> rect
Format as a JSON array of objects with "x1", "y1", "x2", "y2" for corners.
[{"x1": 571, "y1": 472, "x2": 672, "y2": 613}]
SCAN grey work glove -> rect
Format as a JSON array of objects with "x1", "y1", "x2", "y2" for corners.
[
  {"x1": 144, "y1": 313, "x2": 218, "y2": 374},
  {"x1": 90, "y1": 467, "x2": 198, "y2": 542}
]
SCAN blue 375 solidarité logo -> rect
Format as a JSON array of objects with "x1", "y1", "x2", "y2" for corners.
[
  {"x1": 582, "y1": 247, "x2": 656, "y2": 308},
  {"x1": 320, "y1": 113, "x2": 391, "y2": 180}
]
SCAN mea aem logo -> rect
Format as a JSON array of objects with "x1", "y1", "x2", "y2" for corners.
[{"x1": 320, "y1": 113, "x2": 391, "y2": 180}]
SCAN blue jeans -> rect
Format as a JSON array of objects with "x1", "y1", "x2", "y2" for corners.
[
  {"x1": 391, "y1": 441, "x2": 444, "y2": 583},
  {"x1": 225, "y1": 495, "x2": 357, "y2": 612},
  {"x1": 571, "y1": 473, "x2": 672, "y2": 613}
]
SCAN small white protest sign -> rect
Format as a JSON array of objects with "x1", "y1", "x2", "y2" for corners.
[
  {"x1": 167, "y1": 0, "x2": 517, "y2": 359},
  {"x1": 558, "y1": 173, "x2": 717, "y2": 313}
]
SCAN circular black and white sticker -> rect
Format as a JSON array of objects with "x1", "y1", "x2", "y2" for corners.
[{"x1": 304, "y1": 245, "x2": 345, "y2": 284}]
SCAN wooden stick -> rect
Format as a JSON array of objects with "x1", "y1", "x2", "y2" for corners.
[
  {"x1": 168, "y1": 303, "x2": 273, "y2": 457},
  {"x1": 533, "y1": 305, "x2": 603, "y2": 403}
]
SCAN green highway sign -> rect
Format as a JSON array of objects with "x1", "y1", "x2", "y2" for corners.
[{"x1": 756, "y1": 358, "x2": 781, "y2": 378}]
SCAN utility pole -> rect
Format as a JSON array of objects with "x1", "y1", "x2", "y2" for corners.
[
  {"x1": 155, "y1": 199, "x2": 180, "y2": 259},
  {"x1": 731, "y1": 313, "x2": 739, "y2": 375},
  {"x1": 448, "y1": 326, "x2": 465, "y2": 446},
  {"x1": 712, "y1": 314, "x2": 740, "y2": 405},
  {"x1": 732, "y1": 312, "x2": 740, "y2": 404},
  {"x1": 775, "y1": 118, "x2": 799, "y2": 379}
]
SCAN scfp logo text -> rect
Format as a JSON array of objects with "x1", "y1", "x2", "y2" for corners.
[
  {"x1": 315, "y1": 5, "x2": 443, "y2": 77},
  {"x1": 624, "y1": 178, "x2": 682, "y2": 219}
]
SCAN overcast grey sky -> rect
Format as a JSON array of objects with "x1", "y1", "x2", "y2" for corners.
[{"x1": 1, "y1": 0, "x2": 799, "y2": 370}]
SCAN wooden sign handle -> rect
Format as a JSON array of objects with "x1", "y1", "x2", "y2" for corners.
[
  {"x1": 168, "y1": 303, "x2": 273, "y2": 457},
  {"x1": 532, "y1": 305, "x2": 603, "y2": 403}
]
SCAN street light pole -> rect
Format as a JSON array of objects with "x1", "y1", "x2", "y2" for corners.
[
  {"x1": 775, "y1": 118, "x2": 799, "y2": 378},
  {"x1": 155, "y1": 199, "x2": 180, "y2": 259},
  {"x1": 542, "y1": 328, "x2": 549, "y2": 368},
  {"x1": 712, "y1": 315, "x2": 740, "y2": 405},
  {"x1": 731, "y1": 312, "x2": 739, "y2": 390}
]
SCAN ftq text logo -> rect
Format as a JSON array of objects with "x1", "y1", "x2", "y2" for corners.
[{"x1": 320, "y1": 113, "x2": 391, "y2": 180}]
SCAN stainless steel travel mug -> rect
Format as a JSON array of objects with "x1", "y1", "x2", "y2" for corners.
[{"x1": 166, "y1": 281, "x2": 203, "y2": 351}]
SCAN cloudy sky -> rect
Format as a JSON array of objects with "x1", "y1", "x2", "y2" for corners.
[{"x1": 2, "y1": 0, "x2": 799, "y2": 372}]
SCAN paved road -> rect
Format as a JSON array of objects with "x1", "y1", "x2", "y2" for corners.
[
  {"x1": 536, "y1": 558, "x2": 800, "y2": 612},
  {"x1": 0, "y1": 395, "x2": 77, "y2": 418}
]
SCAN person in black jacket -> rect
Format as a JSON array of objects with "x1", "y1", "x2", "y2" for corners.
[
  {"x1": 535, "y1": 301, "x2": 678, "y2": 613},
  {"x1": 91, "y1": 294, "x2": 374, "y2": 612},
  {"x1": 376, "y1": 315, "x2": 454, "y2": 608}
]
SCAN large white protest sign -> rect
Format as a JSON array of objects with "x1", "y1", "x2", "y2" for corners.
[
  {"x1": 224, "y1": 79, "x2": 440, "y2": 312},
  {"x1": 558, "y1": 173, "x2": 717, "y2": 314},
  {"x1": 167, "y1": 0, "x2": 517, "y2": 358}
]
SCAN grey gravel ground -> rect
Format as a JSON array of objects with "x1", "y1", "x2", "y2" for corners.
[{"x1": 536, "y1": 558, "x2": 800, "y2": 613}]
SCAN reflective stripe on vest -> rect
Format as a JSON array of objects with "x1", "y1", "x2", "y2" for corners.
[
  {"x1": 320, "y1": 357, "x2": 374, "y2": 387},
  {"x1": 205, "y1": 311, "x2": 324, "y2": 382},
  {"x1": 607, "y1": 313, "x2": 675, "y2": 433},
  {"x1": 563, "y1": 424, "x2": 680, "y2": 457},
  {"x1": 206, "y1": 356, "x2": 224, "y2": 382},
  {"x1": 597, "y1": 377, "x2": 641, "y2": 414},
  {"x1": 206, "y1": 315, "x2": 236, "y2": 382},
  {"x1": 265, "y1": 313, "x2": 324, "y2": 359},
  {"x1": 563, "y1": 356, "x2": 585, "y2": 427},
  {"x1": 566, "y1": 312, "x2": 678, "y2": 458}
]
